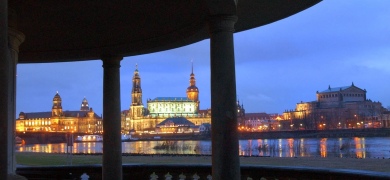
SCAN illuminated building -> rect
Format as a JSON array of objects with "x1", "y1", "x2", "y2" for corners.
[
  {"x1": 146, "y1": 62, "x2": 199, "y2": 118},
  {"x1": 16, "y1": 92, "x2": 103, "y2": 133},
  {"x1": 129, "y1": 64, "x2": 144, "y2": 120},
  {"x1": 283, "y1": 83, "x2": 384, "y2": 129},
  {"x1": 242, "y1": 113, "x2": 281, "y2": 131},
  {"x1": 186, "y1": 63, "x2": 200, "y2": 112},
  {"x1": 147, "y1": 97, "x2": 198, "y2": 118},
  {"x1": 123, "y1": 64, "x2": 245, "y2": 132},
  {"x1": 155, "y1": 117, "x2": 197, "y2": 133}
]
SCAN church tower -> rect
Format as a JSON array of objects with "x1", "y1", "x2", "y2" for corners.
[
  {"x1": 52, "y1": 91, "x2": 63, "y2": 116},
  {"x1": 130, "y1": 64, "x2": 144, "y2": 119},
  {"x1": 186, "y1": 62, "x2": 200, "y2": 112},
  {"x1": 80, "y1": 97, "x2": 90, "y2": 111}
]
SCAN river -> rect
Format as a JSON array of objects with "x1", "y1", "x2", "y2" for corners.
[{"x1": 16, "y1": 137, "x2": 390, "y2": 158}]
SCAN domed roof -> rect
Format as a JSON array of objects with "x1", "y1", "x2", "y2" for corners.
[
  {"x1": 187, "y1": 85, "x2": 198, "y2": 91},
  {"x1": 53, "y1": 91, "x2": 61, "y2": 100},
  {"x1": 80, "y1": 97, "x2": 90, "y2": 111}
]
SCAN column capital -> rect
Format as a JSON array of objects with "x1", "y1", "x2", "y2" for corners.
[
  {"x1": 8, "y1": 28, "x2": 25, "y2": 53},
  {"x1": 101, "y1": 56, "x2": 123, "y2": 68},
  {"x1": 208, "y1": 15, "x2": 238, "y2": 34}
]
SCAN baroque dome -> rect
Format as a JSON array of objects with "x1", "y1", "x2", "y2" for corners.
[
  {"x1": 53, "y1": 92, "x2": 61, "y2": 100},
  {"x1": 187, "y1": 85, "x2": 198, "y2": 92}
]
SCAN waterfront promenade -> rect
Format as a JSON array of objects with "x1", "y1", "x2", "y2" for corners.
[{"x1": 16, "y1": 152, "x2": 390, "y2": 173}]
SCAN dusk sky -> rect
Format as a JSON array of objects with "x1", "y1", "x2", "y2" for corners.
[{"x1": 16, "y1": 1, "x2": 390, "y2": 116}]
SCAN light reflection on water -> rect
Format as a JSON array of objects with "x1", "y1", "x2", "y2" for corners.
[{"x1": 16, "y1": 137, "x2": 390, "y2": 158}]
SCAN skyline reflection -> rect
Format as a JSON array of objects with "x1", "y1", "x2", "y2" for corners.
[{"x1": 16, "y1": 137, "x2": 390, "y2": 159}]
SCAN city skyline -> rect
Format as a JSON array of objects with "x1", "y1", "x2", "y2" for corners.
[{"x1": 16, "y1": 1, "x2": 390, "y2": 115}]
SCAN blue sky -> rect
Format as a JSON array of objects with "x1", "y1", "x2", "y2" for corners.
[{"x1": 16, "y1": 1, "x2": 390, "y2": 115}]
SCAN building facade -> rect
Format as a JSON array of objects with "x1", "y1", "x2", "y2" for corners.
[
  {"x1": 147, "y1": 97, "x2": 198, "y2": 118},
  {"x1": 155, "y1": 117, "x2": 197, "y2": 133},
  {"x1": 241, "y1": 113, "x2": 282, "y2": 131},
  {"x1": 16, "y1": 93, "x2": 103, "y2": 133},
  {"x1": 122, "y1": 64, "x2": 245, "y2": 133},
  {"x1": 283, "y1": 83, "x2": 384, "y2": 130}
]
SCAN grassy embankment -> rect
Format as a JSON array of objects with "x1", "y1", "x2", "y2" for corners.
[{"x1": 16, "y1": 152, "x2": 390, "y2": 173}]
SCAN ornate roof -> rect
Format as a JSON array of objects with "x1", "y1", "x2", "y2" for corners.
[
  {"x1": 149, "y1": 97, "x2": 194, "y2": 102},
  {"x1": 18, "y1": 111, "x2": 101, "y2": 119},
  {"x1": 320, "y1": 86, "x2": 352, "y2": 93},
  {"x1": 80, "y1": 97, "x2": 90, "y2": 111},
  {"x1": 187, "y1": 85, "x2": 199, "y2": 91},
  {"x1": 53, "y1": 92, "x2": 61, "y2": 99},
  {"x1": 157, "y1": 117, "x2": 195, "y2": 127},
  {"x1": 319, "y1": 83, "x2": 366, "y2": 93},
  {"x1": 19, "y1": 112, "x2": 52, "y2": 119}
]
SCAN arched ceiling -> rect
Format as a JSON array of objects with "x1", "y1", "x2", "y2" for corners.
[{"x1": 8, "y1": 0, "x2": 321, "y2": 63}]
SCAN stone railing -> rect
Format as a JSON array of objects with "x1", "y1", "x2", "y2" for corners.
[{"x1": 16, "y1": 164, "x2": 390, "y2": 180}]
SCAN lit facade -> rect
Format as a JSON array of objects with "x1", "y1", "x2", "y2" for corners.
[
  {"x1": 16, "y1": 93, "x2": 103, "y2": 133},
  {"x1": 147, "y1": 97, "x2": 197, "y2": 118},
  {"x1": 241, "y1": 113, "x2": 281, "y2": 131},
  {"x1": 283, "y1": 83, "x2": 384, "y2": 129},
  {"x1": 123, "y1": 64, "x2": 245, "y2": 132},
  {"x1": 155, "y1": 117, "x2": 197, "y2": 133}
]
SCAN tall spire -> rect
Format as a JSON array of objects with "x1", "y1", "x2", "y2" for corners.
[
  {"x1": 187, "y1": 60, "x2": 199, "y2": 111},
  {"x1": 130, "y1": 64, "x2": 144, "y2": 119},
  {"x1": 52, "y1": 91, "x2": 63, "y2": 116},
  {"x1": 190, "y1": 59, "x2": 194, "y2": 76},
  {"x1": 131, "y1": 64, "x2": 142, "y2": 105},
  {"x1": 80, "y1": 97, "x2": 90, "y2": 111},
  {"x1": 189, "y1": 60, "x2": 195, "y2": 86}
]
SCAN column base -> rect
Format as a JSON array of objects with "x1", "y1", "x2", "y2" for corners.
[{"x1": 8, "y1": 173, "x2": 27, "y2": 180}]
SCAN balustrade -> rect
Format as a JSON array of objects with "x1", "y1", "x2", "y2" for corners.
[{"x1": 16, "y1": 164, "x2": 390, "y2": 180}]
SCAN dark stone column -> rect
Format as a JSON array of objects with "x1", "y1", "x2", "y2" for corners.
[
  {"x1": 208, "y1": 15, "x2": 240, "y2": 180},
  {"x1": 0, "y1": 1, "x2": 9, "y2": 179},
  {"x1": 8, "y1": 10, "x2": 25, "y2": 174},
  {"x1": 102, "y1": 56, "x2": 123, "y2": 180}
]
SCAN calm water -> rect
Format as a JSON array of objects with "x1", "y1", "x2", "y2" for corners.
[{"x1": 16, "y1": 137, "x2": 390, "y2": 158}]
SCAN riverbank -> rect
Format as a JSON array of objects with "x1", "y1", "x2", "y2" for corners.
[
  {"x1": 15, "y1": 152, "x2": 390, "y2": 173},
  {"x1": 16, "y1": 128, "x2": 390, "y2": 144}
]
